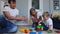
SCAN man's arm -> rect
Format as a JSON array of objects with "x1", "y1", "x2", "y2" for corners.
[
  {"x1": 16, "y1": 15, "x2": 27, "y2": 21},
  {"x1": 3, "y1": 11, "x2": 27, "y2": 21}
]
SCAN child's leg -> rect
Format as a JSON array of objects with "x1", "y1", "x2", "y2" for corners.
[{"x1": 41, "y1": 23, "x2": 48, "y2": 31}]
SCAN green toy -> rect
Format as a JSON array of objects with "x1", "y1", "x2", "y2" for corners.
[{"x1": 36, "y1": 24, "x2": 43, "y2": 31}]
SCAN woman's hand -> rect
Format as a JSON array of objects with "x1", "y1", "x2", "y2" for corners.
[{"x1": 38, "y1": 20, "x2": 42, "y2": 24}]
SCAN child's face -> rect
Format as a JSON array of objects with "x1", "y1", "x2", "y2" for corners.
[
  {"x1": 32, "y1": 10, "x2": 37, "y2": 16},
  {"x1": 43, "y1": 15, "x2": 48, "y2": 20}
]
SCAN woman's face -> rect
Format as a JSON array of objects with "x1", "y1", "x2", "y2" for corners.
[{"x1": 31, "y1": 10, "x2": 37, "y2": 16}]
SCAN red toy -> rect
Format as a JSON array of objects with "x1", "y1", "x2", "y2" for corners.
[
  {"x1": 36, "y1": 24, "x2": 43, "y2": 32},
  {"x1": 36, "y1": 28, "x2": 41, "y2": 32}
]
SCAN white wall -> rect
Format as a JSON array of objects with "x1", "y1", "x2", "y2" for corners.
[
  {"x1": 0, "y1": 0, "x2": 8, "y2": 14},
  {"x1": 16, "y1": 0, "x2": 29, "y2": 25},
  {"x1": 43, "y1": 0, "x2": 49, "y2": 12},
  {"x1": 49, "y1": 0, "x2": 53, "y2": 13},
  {"x1": 0, "y1": 1, "x2": 4, "y2": 14}
]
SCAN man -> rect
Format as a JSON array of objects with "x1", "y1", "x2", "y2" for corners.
[{"x1": 2, "y1": 0, "x2": 27, "y2": 33}]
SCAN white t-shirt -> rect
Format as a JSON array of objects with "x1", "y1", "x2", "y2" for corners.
[
  {"x1": 43, "y1": 18, "x2": 53, "y2": 30},
  {"x1": 3, "y1": 6, "x2": 19, "y2": 23}
]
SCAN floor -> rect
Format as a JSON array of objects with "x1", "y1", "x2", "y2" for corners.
[
  {"x1": 16, "y1": 25, "x2": 60, "y2": 34},
  {"x1": 2, "y1": 25, "x2": 60, "y2": 34}
]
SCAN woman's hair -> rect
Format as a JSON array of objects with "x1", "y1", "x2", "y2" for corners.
[
  {"x1": 30, "y1": 8, "x2": 35, "y2": 16},
  {"x1": 43, "y1": 12, "x2": 50, "y2": 17},
  {"x1": 39, "y1": 16, "x2": 42, "y2": 20}
]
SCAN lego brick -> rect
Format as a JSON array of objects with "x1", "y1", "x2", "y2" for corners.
[
  {"x1": 29, "y1": 32, "x2": 36, "y2": 34},
  {"x1": 38, "y1": 31, "x2": 42, "y2": 34}
]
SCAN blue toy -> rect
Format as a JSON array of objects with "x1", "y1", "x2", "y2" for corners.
[
  {"x1": 29, "y1": 32, "x2": 36, "y2": 34},
  {"x1": 29, "y1": 27, "x2": 35, "y2": 31},
  {"x1": 38, "y1": 31, "x2": 42, "y2": 34}
]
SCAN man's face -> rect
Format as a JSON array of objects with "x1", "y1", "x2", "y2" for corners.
[{"x1": 9, "y1": 1, "x2": 16, "y2": 9}]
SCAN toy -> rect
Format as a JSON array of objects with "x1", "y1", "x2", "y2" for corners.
[
  {"x1": 29, "y1": 27, "x2": 35, "y2": 31},
  {"x1": 47, "y1": 30, "x2": 52, "y2": 33},
  {"x1": 25, "y1": 29, "x2": 32, "y2": 33},
  {"x1": 29, "y1": 32, "x2": 36, "y2": 34},
  {"x1": 36, "y1": 24, "x2": 43, "y2": 32},
  {"x1": 55, "y1": 30, "x2": 60, "y2": 33},
  {"x1": 19, "y1": 28, "x2": 32, "y2": 33},
  {"x1": 38, "y1": 31, "x2": 42, "y2": 34},
  {"x1": 19, "y1": 28, "x2": 26, "y2": 32}
]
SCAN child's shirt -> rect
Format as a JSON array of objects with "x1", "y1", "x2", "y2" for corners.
[{"x1": 43, "y1": 18, "x2": 53, "y2": 30}]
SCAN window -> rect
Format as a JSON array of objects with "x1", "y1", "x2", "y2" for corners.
[
  {"x1": 32, "y1": 0, "x2": 39, "y2": 9},
  {"x1": 53, "y1": 0, "x2": 60, "y2": 10}
]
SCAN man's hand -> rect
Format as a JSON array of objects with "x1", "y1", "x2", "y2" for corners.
[
  {"x1": 16, "y1": 16, "x2": 27, "y2": 21},
  {"x1": 21, "y1": 16, "x2": 27, "y2": 21}
]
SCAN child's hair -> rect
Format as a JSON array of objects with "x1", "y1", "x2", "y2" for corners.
[
  {"x1": 43, "y1": 12, "x2": 50, "y2": 17},
  {"x1": 30, "y1": 8, "x2": 35, "y2": 16}
]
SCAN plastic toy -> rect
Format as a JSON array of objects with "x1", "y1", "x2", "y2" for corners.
[
  {"x1": 19, "y1": 28, "x2": 32, "y2": 33},
  {"x1": 29, "y1": 32, "x2": 36, "y2": 34},
  {"x1": 36, "y1": 24, "x2": 43, "y2": 32},
  {"x1": 38, "y1": 31, "x2": 42, "y2": 34},
  {"x1": 19, "y1": 28, "x2": 26, "y2": 32},
  {"x1": 25, "y1": 29, "x2": 32, "y2": 33},
  {"x1": 47, "y1": 30, "x2": 52, "y2": 33},
  {"x1": 29, "y1": 27, "x2": 35, "y2": 31}
]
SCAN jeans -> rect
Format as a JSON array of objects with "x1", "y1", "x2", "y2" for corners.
[{"x1": 0, "y1": 20, "x2": 18, "y2": 33}]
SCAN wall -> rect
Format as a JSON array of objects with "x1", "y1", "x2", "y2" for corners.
[
  {"x1": 0, "y1": 0, "x2": 8, "y2": 14},
  {"x1": 0, "y1": 1, "x2": 4, "y2": 14},
  {"x1": 43, "y1": 0, "x2": 49, "y2": 12},
  {"x1": 16, "y1": 0, "x2": 29, "y2": 25}
]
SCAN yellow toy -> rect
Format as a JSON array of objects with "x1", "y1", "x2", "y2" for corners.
[
  {"x1": 19, "y1": 28, "x2": 26, "y2": 32},
  {"x1": 19, "y1": 28, "x2": 32, "y2": 33}
]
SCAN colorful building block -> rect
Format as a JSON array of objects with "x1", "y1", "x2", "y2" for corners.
[
  {"x1": 19, "y1": 28, "x2": 26, "y2": 32},
  {"x1": 29, "y1": 27, "x2": 35, "y2": 31},
  {"x1": 36, "y1": 28, "x2": 41, "y2": 32},
  {"x1": 38, "y1": 31, "x2": 42, "y2": 34},
  {"x1": 29, "y1": 32, "x2": 36, "y2": 34},
  {"x1": 36, "y1": 24, "x2": 43, "y2": 32},
  {"x1": 19, "y1": 27, "x2": 32, "y2": 33}
]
